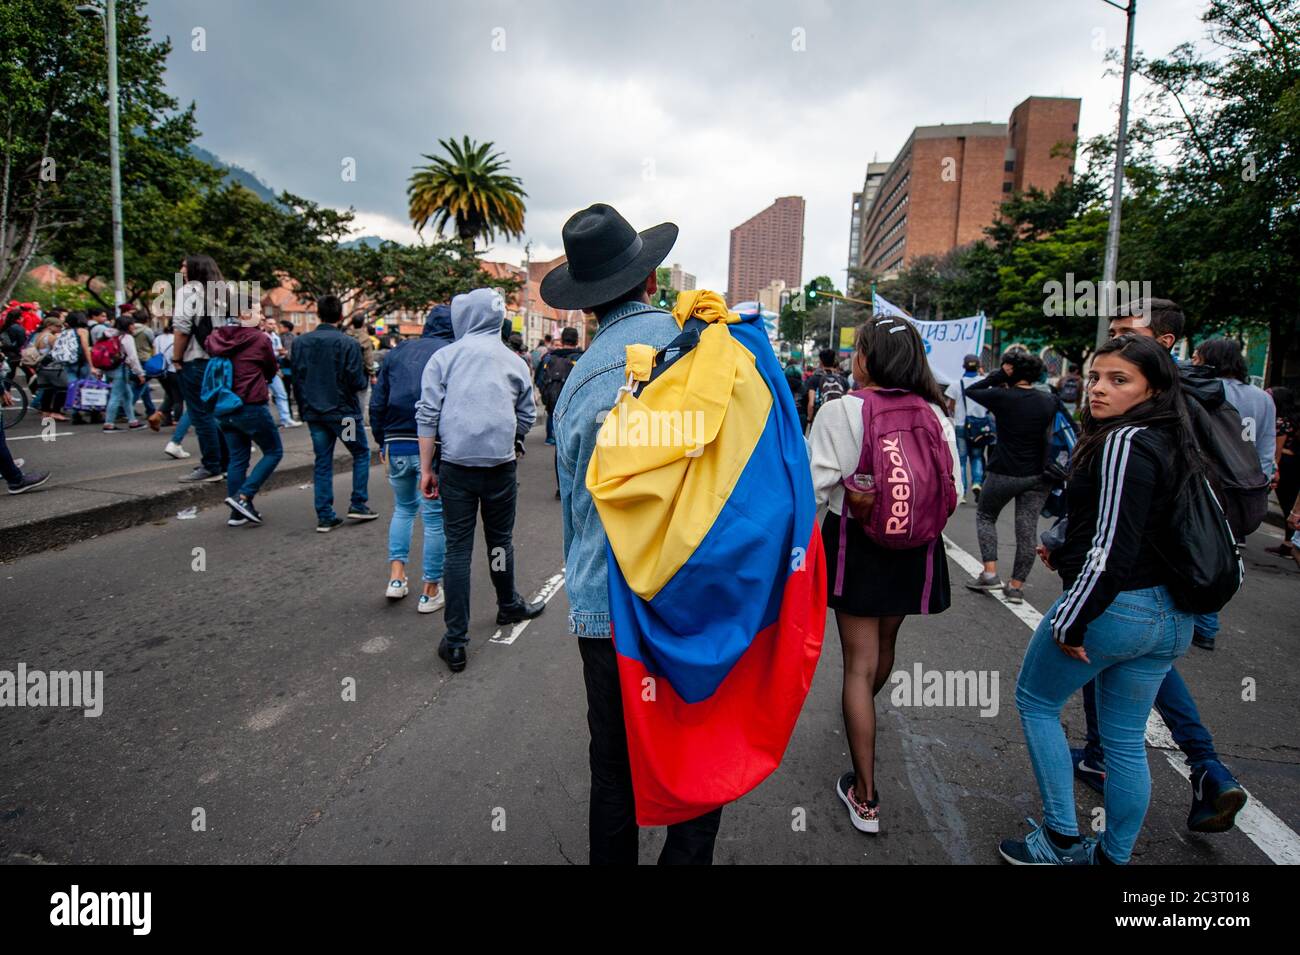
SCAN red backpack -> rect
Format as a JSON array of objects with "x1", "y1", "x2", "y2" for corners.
[
  {"x1": 90, "y1": 334, "x2": 124, "y2": 370},
  {"x1": 833, "y1": 388, "x2": 958, "y2": 599}
]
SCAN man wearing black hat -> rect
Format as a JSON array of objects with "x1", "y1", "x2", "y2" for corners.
[{"x1": 541, "y1": 203, "x2": 724, "y2": 865}]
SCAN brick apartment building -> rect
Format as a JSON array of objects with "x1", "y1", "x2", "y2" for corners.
[
  {"x1": 480, "y1": 256, "x2": 590, "y2": 348},
  {"x1": 856, "y1": 96, "x2": 1079, "y2": 278},
  {"x1": 727, "y1": 196, "x2": 805, "y2": 306}
]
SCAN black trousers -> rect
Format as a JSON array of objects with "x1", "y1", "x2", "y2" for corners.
[
  {"x1": 578, "y1": 637, "x2": 723, "y2": 865},
  {"x1": 439, "y1": 460, "x2": 522, "y2": 648}
]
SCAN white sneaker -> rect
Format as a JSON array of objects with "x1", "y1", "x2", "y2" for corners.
[
  {"x1": 418, "y1": 590, "x2": 445, "y2": 614},
  {"x1": 284, "y1": 419, "x2": 304, "y2": 429},
  {"x1": 386, "y1": 578, "x2": 409, "y2": 600},
  {"x1": 165, "y1": 441, "x2": 191, "y2": 459}
]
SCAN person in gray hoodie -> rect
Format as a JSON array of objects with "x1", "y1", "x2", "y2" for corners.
[{"x1": 416, "y1": 287, "x2": 544, "y2": 672}]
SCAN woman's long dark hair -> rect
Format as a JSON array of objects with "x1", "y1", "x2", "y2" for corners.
[
  {"x1": 853, "y1": 316, "x2": 949, "y2": 409},
  {"x1": 1073, "y1": 334, "x2": 1202, "y2": 492},
  {"x1": 1271, "y1": 385, "x2": 1297, "y2": 426},
  {"x1": 183, "y1": 253, "x2": 235, "y2": 318}
]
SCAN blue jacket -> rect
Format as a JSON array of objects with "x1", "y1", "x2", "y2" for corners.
[
  {"x1": 555, "y1": 301, "x2": 680, "y2": 637},
  {"x1": 289, "y1": 323, "x2": 367, "y2": 424},
  {"x1": 369, "y1": 305, "x2": 453, "y2": 447}
]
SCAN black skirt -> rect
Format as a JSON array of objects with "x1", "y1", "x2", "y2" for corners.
[{"x1": 822, "y1": 509, "x2": 951, "y2": 617}]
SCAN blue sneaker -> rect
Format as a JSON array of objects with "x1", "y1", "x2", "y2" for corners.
[
  {"x1": 1188, "y1": 763, "x2": 1247, "y2": 833},
  {"x1": 1071, "y1": 747, "x2": 1106, "y2": 796},
  {"x1": 999, "y1": 818, "x2": 1096, "y2": 865}
]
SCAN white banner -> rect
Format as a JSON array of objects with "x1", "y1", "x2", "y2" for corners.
[{"x1": 872, "y1": 296, "x2": 984, "y2": 385}]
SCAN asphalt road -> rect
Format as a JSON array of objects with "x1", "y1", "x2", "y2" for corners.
[{"x1": 1, "y1": 424, "x2": 1297, "y2": 864}]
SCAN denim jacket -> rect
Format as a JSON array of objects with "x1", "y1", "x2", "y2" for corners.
[{"x1": 554, "y1": 301, "x2": 681, "y2": 637}]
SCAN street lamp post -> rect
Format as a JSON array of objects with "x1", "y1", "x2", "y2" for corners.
[
  {"x1": 77, "y1": 0, "x2": 125, "y2": 311},
  {"x1": 1097, "y1": 0, "x2": 1137, "y2": 348}
]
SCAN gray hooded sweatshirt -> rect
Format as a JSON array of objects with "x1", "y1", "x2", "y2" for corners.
[{"x1": 415, "y1": 287, "x2": 536, "y2": 467}]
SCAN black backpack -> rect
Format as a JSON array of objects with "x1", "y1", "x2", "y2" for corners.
[
  {"x1": 540, "y1": 350, "x2": 578, "y2": 411},
  {"x1": 812, "y1": 372, "x2": 846, "y2": 418},
  {"x1": 1152, "y1": 476, "x2": 1244, "y2": 614},
  {"x1": 1180, "y1": 365, "x2": 1269, "y2": 540}
]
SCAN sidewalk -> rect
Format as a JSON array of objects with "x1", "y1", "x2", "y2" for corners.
[{"x1": 1, "y1": 414, "x2": 351, "y2": 562}]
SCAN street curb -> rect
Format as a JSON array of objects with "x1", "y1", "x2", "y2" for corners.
[{"x1": 0, "y1": 455, "x2": 350, "y2": 563}]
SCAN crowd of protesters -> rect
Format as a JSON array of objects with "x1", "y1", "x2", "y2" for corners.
[{"x1": 2, "y1": 223, "x2": 1296, "y2": 872}]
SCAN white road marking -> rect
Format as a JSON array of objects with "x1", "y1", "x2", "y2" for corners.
[
  {"x1": 942, "y1": 533, "x2": 1300, "y2": 866},
  {"x1": 489, "y1": 570, "x2": 566, "y2": 646},
  {"x1": 5, "y1": 429, "x2": 75, "y2": 441}
]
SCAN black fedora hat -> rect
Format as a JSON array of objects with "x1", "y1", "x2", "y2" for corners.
[{"x1": 540, "y1": 204, "x2": 678, "y2": 311}]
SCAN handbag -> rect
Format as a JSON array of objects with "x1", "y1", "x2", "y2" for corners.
[
  {"x1": 35, "y1": 361, "x2": 70, "y2": 391},
  {"x1": 961, "y1": 381, "x2": 996, "y2": 448}
]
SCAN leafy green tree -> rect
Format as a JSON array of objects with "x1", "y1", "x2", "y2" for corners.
[
  {"x1": 355, "y1": 240, "x2": 519, "y2": 318},
  {"x1": 1, "y1": 0, "x2": 216, "y2": 304}
]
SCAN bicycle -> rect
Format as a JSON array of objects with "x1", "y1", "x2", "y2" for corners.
[{"x1": 1, "y1": 363, "x2": 30, "y2": 431}]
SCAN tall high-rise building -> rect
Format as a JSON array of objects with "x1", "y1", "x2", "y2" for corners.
[
  {"x1": 852, "y1": 161, "x2": 892, "y2": 274},
  {"x1": 727, "y1": 196, "x2": 805, "y2": 307},
  {"x1": 857, "y1": 96, "x2": 1079, "y2": 279},
  {"x1": 668, "y1": 262, "x2": 696, "y2": 292}
]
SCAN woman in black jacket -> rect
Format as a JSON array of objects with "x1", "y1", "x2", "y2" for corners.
[
  {"x1": 964, "y1": 349, "x2": 1058, "y2": 603},
  {"x1": 999, "y1": 334, "x2": 1201, "y2": 865}
]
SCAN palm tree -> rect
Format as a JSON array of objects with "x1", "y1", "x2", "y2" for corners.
[{"x1": 407, "y1": 137, "x2": 527, "y2": 247}]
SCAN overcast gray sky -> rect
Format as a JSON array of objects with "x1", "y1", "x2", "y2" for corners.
[{"x1": 148, "y1": 0, "x2": 1211, "y2": 293}]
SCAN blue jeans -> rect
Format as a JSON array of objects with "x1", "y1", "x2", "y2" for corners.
[
  {"x1": 268, "y1": 375, "x2": 292, "y2": 424},
  {"x1": 386, "y1": 452, "x2": 445, "y2": 582},
  {"x1": 308, "y1": 420, "x2": 369, "y2": 521},
  {"x1": 171, "y1": 410, "x2": 190, "y2": 444},
  {"x1": 1192, "y1": 611, "x2": 1219, "y2": 640},
  {"x1": 103, "y1": 365, "x2": 137, "y2": 424},
  {"x1": 1082, "y1": 663, "x2": 1220, "y2": 771},
  {"x1": 132, "y1": 376, "x2": 157, "y2": 415},
  {"x1": 180, "y1": 360, "x2": 228, "y2": 474},
  {"x1": 956, "y1": 432, "x2": 986, "y2": 490},
  {"x1": 1016, "y1": 586, "x2": 1192, "y2": 864},
  {"x1": 218, "y1": 403, "x2": 283, "y2": 500}
]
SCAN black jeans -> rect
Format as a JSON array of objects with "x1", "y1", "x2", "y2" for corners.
[
  {"x1": 439, "y1": 460, "x2": 523, "y2": 649},
  {"x1": 160, "y1": 371, "x2": 184, "y2": 423},
  {"x1": 578, "y1": 637, "x2": 724, "y2": 865}
]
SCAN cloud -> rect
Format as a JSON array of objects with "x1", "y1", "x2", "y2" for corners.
[{"x1": 151, "y1": 0, "x2": 1212, "y2": 292}]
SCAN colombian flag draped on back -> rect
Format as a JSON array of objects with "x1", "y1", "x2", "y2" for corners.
[{"x1": 586, "y1": 290, "x2": 825, "y2": 826}]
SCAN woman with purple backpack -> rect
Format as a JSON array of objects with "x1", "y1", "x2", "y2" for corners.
[{"x1": 809, "y1": 317, "x2": 961, "y2": 835}]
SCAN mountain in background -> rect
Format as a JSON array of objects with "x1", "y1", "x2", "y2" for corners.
[{"x1": 189, "y1": 145, "x2": 387, "y2": 249}]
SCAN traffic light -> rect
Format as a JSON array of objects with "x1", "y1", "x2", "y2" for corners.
[
  {"x1": 806, "y1": 283, "x2": 818, "y2": 302},
  {"x1": 657, "y1": 290, "x2": 669, "y2": 307}
]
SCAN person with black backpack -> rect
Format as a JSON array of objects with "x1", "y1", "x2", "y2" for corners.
[
  {"x1": 537, "y1": 326, "x2": 582, "y2": 451},
  {"x1": 1066, "y1": 299, "x2": 1251, "y2": 836},
  {"x1": 804, "y1": 348, "x2": 847, "y2": 430},
  {"x1": 1002, "y1": 333, "x2": 1229, "y2": 865}
]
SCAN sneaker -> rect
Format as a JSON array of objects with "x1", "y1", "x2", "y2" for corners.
[
  {"x1": 316, "y1": 516, "x2": 345, "y2": 533},
  {"x1": 224, "y1": 495, "x2": 262, "y2": 525},
  {"x1": 971, "y1": 483, "x2": 982, "y2": 503},
  {"x1": 164, "y1": 441, "x2": 191, "y2": 460},
  {"x1": 127, "y1": 420, "x2": 144, "y2": 430},
  {"x1": 965, "y1": 572, "x2": 1002, "y2": 592},
  {"x1": 1002, "y1": 583, "x2": 1025, "y2": 604},
  {"x1": 1192, "y1": 633, "x2": 1216, "y2": 651},
  {"x1": 346, "y1": 505, "x2": 379, "y2": 521},
  {"x1": 1188, "y1": 763, "x2": 1247, "y2": 833},
  {"x1": 283, "y1": 419, "x2": 304, "y2": 429},
  {"x1": 227, "y1": 509, "x2": 249, "y2": 527},
  {"x1": 496, "y1": 598, "x2": 545, "y2": 625},
  {"x1": 418, "y1": 590, "x2": 445, "y2": 614},
  {"x1": 179, "y1": 466, "x2": 222, "y2": 483},
  {"x1": 999, "y1": 818, "x2": 1096, "y2": 865},
  {"x1": 102, "y1": 424, "x2": 118, "y2": 432},
  {"x1": 835, "y1": 771, "x2": 880, "y2": 833},
  {"x1": 1070, "y1": 747, "x2": 1107, "y2": 796},
  {"x1": 437, "y1": 640, "x2": 467, "y2": 673},
  {"x1": 545, "y1": 437, "x2": 556, "y2": 446},
  {"x1": 6, "y1": 471, "x2": 51, "y2": 495},
  {"x1": 386, "y1": 578, "x2": 409, "y2": 600}
]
